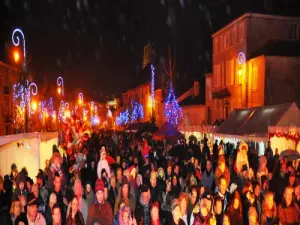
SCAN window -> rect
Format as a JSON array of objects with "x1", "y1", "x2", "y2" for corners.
[
  {"x1": 214, "y1": 38, "x2": 219, "y2": 53},
  {"x1": 219, "y1": 35, "x2": 223, "y2": 51},
  {"x1": 224, "y1": 33, "x2": 227, "y2": 49},
  {"x1": 239, "y1": 22, "x2": 245, "y2": 41},
  {"x1": 232, "y1": 27, "x2": 236, "y2": 44},
  {"x1": 230, "y1": 59, "x2": 235, "y2": 85},
  {"x1": 220, "y1": 62, "x2": 225, "y2": 86},
  {"x1": 214, "y1": 64, "x2": 221, "y2": 87},
  {"x1": 288, "y1": 24, "x2": 299, "y2": 40},
  {"x1": 225, "y1": 61, "x2": 229, "y2": 86},
  {"x1": 252, "y1": 66, "x2": 258, "y2": 91}
]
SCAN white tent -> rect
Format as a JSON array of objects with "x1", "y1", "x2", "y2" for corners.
[{"x1": 0, "y1": 132, "x2": 58, "y2": 179}]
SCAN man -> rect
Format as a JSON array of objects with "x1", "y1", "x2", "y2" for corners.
[
  {"x1": 264, "y1": 141, "x2": 273, "y2": 160},
  {"x1": 36, "y1": 171, "x2": 48, "y2": 206},
  {"x1": 51, "y1": 172, "x2": 66, "y2": 224},
  {"x1": 278, "y1": 186, "x2": 300, "y2": 225},
  {"x1": 16, "y1": 192, "x2": 46, "y2": 225},
  {"x1": 215, "y1": 175, "x2": 230, "y2": 213},
  {"x1": 201, "y1": 159, "x2": 214, "y2": 190},
  {"x1": 87, "y1": 179, "x2": 113, "y2": 225},
  {"x1": 52, "y1": 204, "x2": 61, "y2": 225},
  {"x1": 135, "y1": 184, "x2": 151, "y2": 225}
]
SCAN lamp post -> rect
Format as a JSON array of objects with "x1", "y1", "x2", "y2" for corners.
[
  {"x1": 12, "y1": 28, "x2": 38, "y2": 132},
  {"x1": 57, "y1": 77, "x2": 64, "y2": 96},
  {"x1": 237, "y1": 52, "x2": 248, "y2": 108},
  {"x1": 78, "y1": 93, "x2": 83, "y2": 106}
]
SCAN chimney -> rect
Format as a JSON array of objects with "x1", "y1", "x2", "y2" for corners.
[{"x1": 193, "y1": 80, "x2": 199, "y2": 97}]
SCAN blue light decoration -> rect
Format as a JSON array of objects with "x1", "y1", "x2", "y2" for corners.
[
  {"x1": 57, "y1": 76, "x2": 64, "y2": 96},
  {"x1": 12, "y1": 28, "x2": 26, "y2": 63},
  {"x1": 165, "y1": 83, "x2": 183, "y2": 126},
  {"x1": 116, "y1": 108, "x2": 130, "y2": 126},
  {"x1": 131, "y1": 100, "x2": 144, "y2": 122},
  {"x1": 238, "y1": 52, "x2": 246, "y2": 65},
  {"x1": 41, "y1": 98, "x2": 55, "y2": 119},
  {"x1": 151, "y1": 64, "x2": 155, "y2": 108}
]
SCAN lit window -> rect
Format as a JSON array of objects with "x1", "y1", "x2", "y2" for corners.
[
  {"x1": 252, "y1": 66, "x2": 258, "y2": 91},
  {"x1": 230, "y1": 59, "x2": 235, "y2": 85}
]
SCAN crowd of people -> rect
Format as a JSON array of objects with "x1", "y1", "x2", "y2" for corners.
[{"x1": 0, "y1": 130, "x2": 299, "y2": 225}]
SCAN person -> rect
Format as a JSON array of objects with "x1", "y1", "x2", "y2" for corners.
[
  {"x1": 31, "y1": 183, "x2": 45, "y2": 213},
  {"x1": 150, "y1": 170, "x2": 162, "y2": 203},
  {"x1": 1, "y1": 198, "x2": 21, "y2": 225},
  {"x1": 248, "y1": 207, "x2": 259, "y2": 225},
  {"x1": 191, "y1": 192, "x2": 215, "y2": 225},
  {"x1": 150, "y1": 202, "x2": 161, "y2": 225},
  {"x1": 178, "y1": 192, "x2": 189, "y2": 225},
  {"x1": 171, "y1": 199, "x2": 185, "y2": 225},
  {"x1": 97, "y1": 146, "x2": 111, "y2": 179},
  {"x1": 36, "y1": 171, "x2": 49, "y2": 204},
  {"x1": 118, "y1": 205, "x2": 137, "y2": 225},
  {"x1": 214, "y1": 197, "x2": 224, "y2": 225},
  {"x1": 215, "y1": 156, "x2": 230, "y2": 188},
  {"x1": 278, "y1": 186, "x2": 300, "y2": 225},
  {"x1": 44, "y1": 192, "x2": 57, "y2": 225},
  {"x1": 108, "y1": 176, "x2": 118, "y2": 209},
  {"x1": 260, "y1": 192, "x2": 278, "y2": 225},
  {"x1": 51, "y1": 172, "x2": 66, "y2": 223},
  {"x1": 87, "y1": 179, "x2": 113, "y2": 225},
  {"x1": 135, "y1": 184, "x2": 151, "y2": 225},
  {"x1": 0, "y1": 176, "x2": 9, "y2": 212},
  {"x1": 114, "y1": 176, "x2": 136, "y2": 215},
  {"x1": 201, "y1": 159, "x2": 214, "y2": 190},
  {"x1": 52, "y1": 204, "x2": 62, "y2": 225},
  {"x1": 84, "y1": 181, "x2": 95, "y2": 209},
  {"x1": 66, "y1": 197, "x2": 85, "y2": 225},
  {"x1": 226, "y1": 191, "x2": 243, "y2": 225},
  {"x1": 67, "y1": 178, "x2": 88, "y2": 223},
  {"x1": 264, "y1": 141, "x2": 273, "y2": 161},
  {"x1": 16, "y1": 192, "x2": 46, "y2": 225},
  {"x1": 235, "y1": 142, "x2": 249, "y2": 175},
  {"x1": 48, "y1": 152, "x2": 64, "y2": 190},
  {"x1": 215, "y1": 176, "x2": 230, "y2": 213}
]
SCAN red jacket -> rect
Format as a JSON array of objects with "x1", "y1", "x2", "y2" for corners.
[{"x1": 87, "y1": 201, "x2": 113, "y2": 225}]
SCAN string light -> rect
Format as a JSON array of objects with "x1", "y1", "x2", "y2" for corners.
[
  {"x1": 165, "y1": 83, "x2": 183, "y2": 126},
  {"x1": 131, "y1": 100, "x2": 144, "y2": 122},
  {"x1": 151, "y1": 64, "x2": 155, "y2": 109},
  {"x1": 116, "y1": 108, "x2": 130, "y2": 126}
]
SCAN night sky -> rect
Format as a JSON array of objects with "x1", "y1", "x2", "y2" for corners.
[{"x1": 1, "y1": 0, "x2": 300, "y2": 100}]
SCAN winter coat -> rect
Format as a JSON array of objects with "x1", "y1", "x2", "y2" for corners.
[
  {"x1": 150, "y1": 185, "x2": 162, "y2": 203},
  {"x1": 67, "y1": 197, "x2": 88, "y2": 224},
  {"x1": 113, "y1": 187, "x2": 136, "y2": 215},
  {"x1": 87, "y1": 201, "x2": 113, "y2": 225},
  {"x1": 135, "y1": 199, "x2": 151, "y2": 225},
  {"x1": 227, "y1": 208, "x2": 243, "y2": 225},
  {"x1": 201, "y1": 170, "x2": 214, "y2": 190},
  {"x1": 16, "y1": 212, "x2": 46, "y2": 225},
  {"x1": 66, "y1": 211, "x2": 85, "y2": 225},
  {"x1": 84, "y1": 190, "x2": 95, "y2": 210},
  {"x1": 214, "y1": 167, "x2": 230, "y2": 188},
  {"x1": 97, "y1": 152, "x2": 111, "y2": 178},
  {"x1": 277, "y1": 202, "x2": 300, "y2": 225}
]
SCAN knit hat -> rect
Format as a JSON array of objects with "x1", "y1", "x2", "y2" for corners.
[
  {"x1": 27, "y1": 193, "x2": 38, "y2": 206},
  {"x1": 171, "y1": 199, "x2": 179, "y2": 211},
  {"x1": 121, "y1": 176, "x2": 129, "y2": 186},
  {"x1": 95, "y1": 179, "x2": 105, "y2": 193},
  {"x1": 139, "y1": 183, "x2": 149, "y2": 193},
  {"x1": 128, "y1": 165, "x2": 136, "y2": 176}
]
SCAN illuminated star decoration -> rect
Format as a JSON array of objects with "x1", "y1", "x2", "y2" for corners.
[
  {"x1": 131, "y1": 100, "x2": 144, "y2": 122},
  {"x1": 164, "y1": 83, "x2": 183, "y2": 126},
  {"x1": 151, "y1": 64, "x2": 155, "y2": 108}
]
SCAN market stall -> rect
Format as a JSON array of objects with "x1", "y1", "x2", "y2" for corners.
[{"x1": 0, "y1": 132, "x2": 58, "y2": 178}]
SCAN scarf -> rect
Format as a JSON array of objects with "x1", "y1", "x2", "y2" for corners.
[
  {"x1": 50, "y1": 164, "x2": 63, "y2": 177},
  {"x1": 139, "y1": 196, "x2": 150, "y2": 225}
]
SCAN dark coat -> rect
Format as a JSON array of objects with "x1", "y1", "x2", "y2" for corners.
[
  {"x1": 66, "y1": 211, "x2": 85, "y2": 225},
  {"x1": 135, "y1": 200, "x2": 151, "y2": 225},
  {"x1": 278, "y1": 202, "x2": 300, "y2": 225}
]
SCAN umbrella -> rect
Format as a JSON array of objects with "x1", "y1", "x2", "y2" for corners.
[
  {"x1": 280, "y1": 149, "x2": 300, "y2": 161},
  {"x1": 106, "y1": 155, "x2": 116, "y2": 165}
]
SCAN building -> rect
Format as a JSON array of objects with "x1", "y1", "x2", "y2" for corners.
[
  {"x1": 0, "y1": 61, "x2": 19, "y2": 135},
  {"x1": 117, "y1": 43, "x2": 166, "y2": 127},
  {"x1": 208, "y1": 13, "x2": 300, "y2": 124}
]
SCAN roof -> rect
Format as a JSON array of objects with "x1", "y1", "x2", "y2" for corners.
[
  {"x1": 180, "y1": 94, "x2": 204, "y2": 106},
  {"x1": 212, "y1": 13, "x2": 300, "y2": 37},
  {"x1": 249, "y1": 40, "x2": 300, "y2": 59},
  {"x1": 216, "y1": 102, "x2": 300, "y2": 137}
]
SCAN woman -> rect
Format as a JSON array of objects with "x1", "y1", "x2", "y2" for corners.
[
  {"x1": 118, "y1": 205, "x2": 137, "y2": 225},
  {"x1": 44, "y1": 192, "x2": 57, "y2": 225},
  {"x1": 260, "y1": 192, "x2": 277, "y2": 225},
  {"x1": 150, "y1": 202, "x2": 161, "y2": 225},
  {"x1": 108, "y1": 176, "x2": 118, "y2": 209},
  {"x1": 97, "y1": 146, "x2": 111, "y2": 179},
  {"x1": 226, "y1": 191, "x2": 243, "y2": 225},
  {"x1": 66, "y1": 197, "x2": 85, "y2": 225},
  {"x1": 19, "y1": 194, "x2": 27, "y2": 213},
  {"x1": 178, "y1": 193, "x2": 189, "y2": 225},
  {"x1": 257, "y1": 156, "x2": 268, "y2": 184},
  {"x1": 235, "y1": 141, "x2": 249, "y2": 175},
  {"x1": 84, "y1": 181, "x2": 94, "y2": 209},
  {"x1": 171, "y1": 175, "x2": 181, "y2": 198}
]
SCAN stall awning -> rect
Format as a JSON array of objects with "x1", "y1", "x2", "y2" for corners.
[{"x1": 216, "y1": 102, "x2": 300, "y2": 138}]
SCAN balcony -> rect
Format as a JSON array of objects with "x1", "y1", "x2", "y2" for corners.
[
  {"x1": 212, "y1": 88, "x2": 231, "y2": 99},
  {"x1": 3, "y1": 85, "x2": 9, "y2": 95}
]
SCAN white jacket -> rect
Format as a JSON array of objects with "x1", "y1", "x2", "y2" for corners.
[{"x1": 97, "y1": 159, "x2": 111, "y2": 178}]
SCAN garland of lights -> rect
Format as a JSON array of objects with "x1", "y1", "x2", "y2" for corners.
[
  {"x1": 131, "y1": 100, "x2": 144, "y2": 122},
  {"x1": 151, "y1": 64, "x2": 155, "y2": 109},
  {"x1": 164, "y1": 83, "x2": 183, "y2": 126},
  {"x1": 116, "y1": 108, "x2": 130, "y2": 126}
]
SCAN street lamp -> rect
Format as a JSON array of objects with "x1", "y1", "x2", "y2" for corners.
[
  {"x1": 78, "y1": 93, "x2": 83, "y2": 106},
  {"x1": 12, "y1": 28, "x2": 26, "y2": 69},
  {"x1": 57, "y1": 77, "x2": 64, "y2": 96}
]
